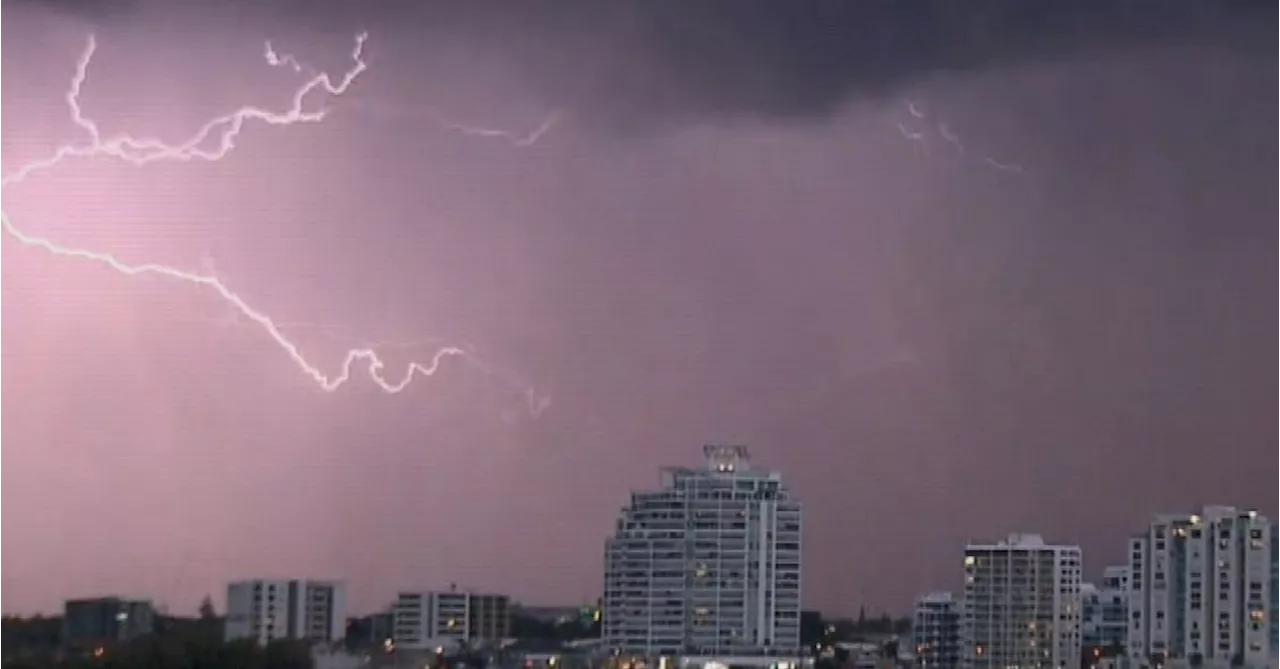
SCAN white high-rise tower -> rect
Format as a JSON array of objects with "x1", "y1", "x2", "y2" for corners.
[
  {"x1": 601, "y1": 445, "x2": 802, "y2": 660},
  {"x1": 961, "y1": 534, "x2": 1083, "y2": 669},
  {"x1": 224, "y1": 579, "x2": 346, "y2": 645},
  {"x1": 1126, "y1": 505, "x2": 1274, "y2": 668}
]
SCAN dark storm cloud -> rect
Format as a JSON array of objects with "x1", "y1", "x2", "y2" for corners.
[
  {"x1": 13, "y1": 0, "x2": 1274, "y2": 128},
  {"x1": 469, "y1": 0, "x2": 1274, "y2": 126},
  {"x1": 12, "y1": 0, "x2": 1280, "y2": 124}
]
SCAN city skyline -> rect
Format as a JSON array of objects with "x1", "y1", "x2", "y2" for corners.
[
  {"x1": 3, "y1": 0, "x2": 1274, "y2": 619},
  {"x1": 6, "y1": 458, "x2": 1273, "y2": 621},
  {"x1": 14, "y1": 504, "x2": 1279, "y2": 668}
]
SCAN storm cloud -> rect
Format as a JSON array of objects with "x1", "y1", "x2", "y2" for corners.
[{"x1": 12, "y1": 0, "x2": 1275, "y2": 129}]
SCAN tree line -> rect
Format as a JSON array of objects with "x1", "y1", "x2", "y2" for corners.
[
  {"x1": 2, "y1": 637, "x2": 313, "y2": 669},
  {"x1": 2, "y1": 609, "x2": 313, "y2": 669}
]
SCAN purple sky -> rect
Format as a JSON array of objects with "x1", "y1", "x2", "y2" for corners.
[{"x1": 2, "y1": 1, "x2": 1275, "y2": 617}]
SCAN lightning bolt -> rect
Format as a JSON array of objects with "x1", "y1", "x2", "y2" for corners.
[
  {"x1": 0, "y1": 215, "x2": 467, "y2": 394},
  {"x1": 260, "y1": 39, "x2": 562, "y2": 149},
  {"x1": 936, "y1": 121, "x2": 964, "y2": 154},
  {"x1": 3, "y1": 33, "x2": 369, "y2": 188},
  {"x1": 895, "y1": 121, "x2": 930, "y2": 156},
  {"x1": 339, "y1": 100, "x2": 562, "y2": 148},
  {"x1": 1, "y1": 32, "x2": 549, "y2": 415},
  {"x1": 895, "y1": 99, "x2": 1025, "y2": 176},
  {"x1": 264, "y1": 40, "x2": 305, "y2": 73},
  {"x1": 428, "y1": 109, "x2": 562, "y2": 148}
]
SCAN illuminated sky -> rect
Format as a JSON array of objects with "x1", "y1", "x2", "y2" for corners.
[{"x1": 2, "y1": 0, "x2": 1275, "y2": 616}]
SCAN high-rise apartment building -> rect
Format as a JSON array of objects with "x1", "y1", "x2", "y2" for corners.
[
  {"x1": 1082, "y1": 566, "x2": 1130, "y2": 651},
  {"x1": 392, "y1": 589, "x2": 511, "y2": 649},
  {"x1": 601, "y1": 445, "x2": 802, "y2": 659},
  {"x1": 913, "y1": 591, "x2": 961, "y2": 669},
  {"x1": 1270, "y1": 523, "x2": 1278, "y2": 660},
  {"x1": 961, "y1": 533, "x2": 1082, "y2": 669},
  {"x1": 224, "y1": 579, "x2": 346, "y2": 645},
  {"x1": 1126, "y1": 506, "x2": 1274, "y2": 668},
  {"x1": 61, "y1": 597, "x2": 155, "y2": 653}
]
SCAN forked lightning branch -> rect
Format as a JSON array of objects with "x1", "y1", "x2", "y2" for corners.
[{"x1": 1, "y1": 32, "x2": 544, "y2": 412}]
